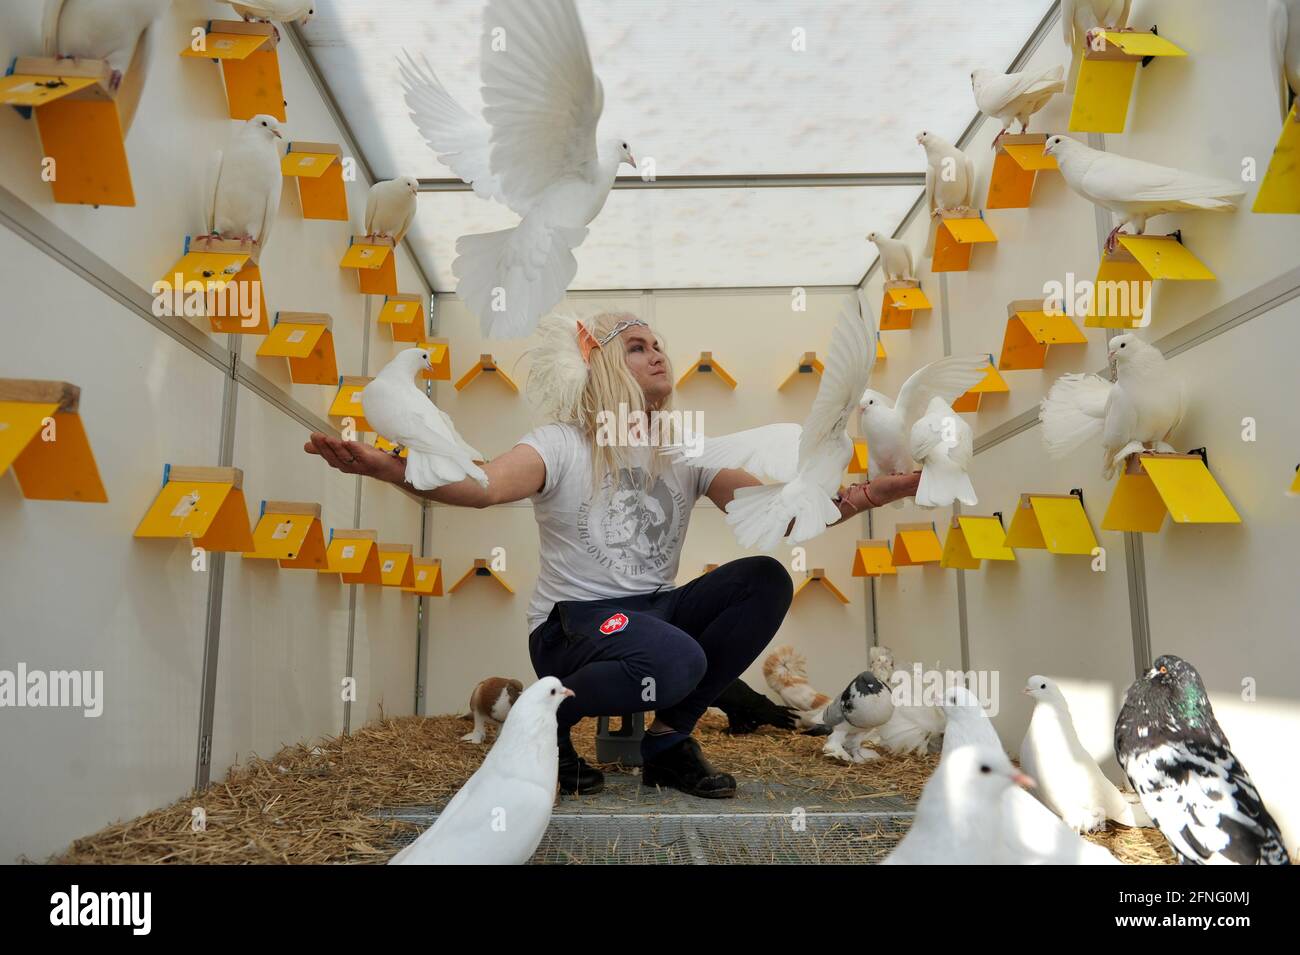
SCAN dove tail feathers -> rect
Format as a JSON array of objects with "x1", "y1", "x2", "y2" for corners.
[
  {"x1": 404, "y1": 449, "x2": 489, "y2": 492},
  {"x1": 915, "y1": 462, "x2": 977, "y2": 508},
  {"x1": 1040, "y1": 373, "x2": 1111, "y2": 458},
  {"x1": 725, "y1": 483, "x2": 839, "y2": 551}
]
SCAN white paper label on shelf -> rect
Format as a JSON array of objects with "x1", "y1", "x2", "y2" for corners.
[
  {"x1": 170, "y1": 492, "x2": 200, "y2": 518},
  {"x1": 416, "y1": 571, "x2": 427, "y2": 581},
  {"x1": 297, "y1": 157, "x2": 315, "y2": 168},
  {"x1": 341, "y1": 545, "x2": 356, "y2": 560},
  {"x1": 272, "y1": 520, "x2": 293, "y2": 540},
  {"x1": 382, "y1": 560, "x2": 395, "y2": 573},
  {"x1": 286, "y1": 329, "x2": 306, "y2": 344},
  {"x1": 393, "y1": 304, "x2": 407, "y2": 313},
  {"x1": 350, "y1": 392, "x2": 362, "y2": 404}
]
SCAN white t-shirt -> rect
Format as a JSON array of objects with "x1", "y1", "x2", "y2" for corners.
[{"x1": 517, "y1": 422, "x2": 721, "y2": 632}]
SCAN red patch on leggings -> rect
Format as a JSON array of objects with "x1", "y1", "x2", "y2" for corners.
[{"x1": 599, "y1": 612, "x2": 629, "y2": 636}]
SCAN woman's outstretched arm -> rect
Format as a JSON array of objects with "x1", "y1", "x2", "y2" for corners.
[{"x1": 704, "y1": 468, "x2": 921, "y2": 529}]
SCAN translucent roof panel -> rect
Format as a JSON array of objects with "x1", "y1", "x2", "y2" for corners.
[{"x1": 408, "y1": 186, "x2": 922, "y2": 291}]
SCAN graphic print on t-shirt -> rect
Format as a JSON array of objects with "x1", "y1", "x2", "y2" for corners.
[{"x1": 577, "y1": 466, "x2": 686, "y2": 577}]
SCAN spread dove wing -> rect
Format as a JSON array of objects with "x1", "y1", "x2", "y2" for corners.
[
  {"x1": 204, "y1": 115, "x2": 284, "y2": 250},
  {"x1": 919, "y1": 131, "x2": 976, "y2": 255},
  {"x1": 1063, "y1": 0, "x2": 1132, "y2": 93},
  {"x1": 910, "y1": 396, "x2": 976, "y2": 508},
  {"x1": 1270, "y1": 0, "x2": 1300, "y2": 122}
]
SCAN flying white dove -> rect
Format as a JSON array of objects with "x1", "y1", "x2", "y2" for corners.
[
  {"x1": 1115, "y1": 656, "x2": 1291, "y2": 865},
  {"x1": 227, "y1": 2, "x2": 314, "y2": 25},
  {"x1": 918, "y1": 131, "x2": 976, "y2": 255},
  {"x1": 1270, "y1": 0, "x2": 1300, "y2": 122},
  {"x1": 867, "y1": 231, "x2": 914, "y2": 282},
  {"x1": 858, "y1": 355, "x2": 990, "y2": 478},
  {"x1": 204, "y1": 114, "x2": 284, "y2": 250},
  {"x1": 399, "y1": 0, "x2": 637, "y2": 340},
  {"x1": 1040, "y1": 333, "x2": 1183, "y2": 480},
  {"x1": 364, "y1": 177, "x2": 419, "y2": 245},
  {"x1": 665, "y1": 293, "x2": 876, "y2": 551},
  {"x1": 910, "y1": 396, "x2": 977, "y2": 508},
  {"x1": 390, "y1": 676, "x2": 572, "y2": 865},
  {"x1": 42, "y1": 0, "x2": 170, "y2": 90},
  {"x1": 942, "y1": 687, "x2": 1123, "y2": 865},
  {"x1": 1020, "y1": 676, "x2": 1151, "y2": 832},
  {"x1": 1063, "y1": 0, "x2": 1132, "y2": 94},
  {"x1": 819, "y1": 672, "x2": 895, "y2": 764},
  {"x1": 360, "y1": 348, "x2": 489, "y2": 491},
  {"x1": 971, "y1": 65, "x2": 1066, "y2": 144},
  {"x1": 1044, "y1": 135, "x2": 1247, "y2": 252}
]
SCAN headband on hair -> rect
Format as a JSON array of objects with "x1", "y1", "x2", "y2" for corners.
[{"x1": 577, "y1": 318, "x2": 649, "y2": 364}]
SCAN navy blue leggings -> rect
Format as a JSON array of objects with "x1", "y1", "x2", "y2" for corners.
[{"x1": 528, "y1": 555, "x2": 794, "y2": 739}]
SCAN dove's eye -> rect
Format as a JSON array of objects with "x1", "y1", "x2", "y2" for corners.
[
  {"x1": 550, "y1": 688, "x2": 556, "y2": 695},
  {"x1": 1120, "y1": 342, "x2": 1127, "y2": 348},
  {"x1": 1040, "y1": 683, "x2": 1046, "y2": 689},
  {"x1": 979, "y1": 764, "x2": 991, "y2": 774}
]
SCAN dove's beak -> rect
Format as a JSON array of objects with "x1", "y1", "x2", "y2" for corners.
[
  {"x1": 272, "y1": 129, "x2": 283, "y2": 139},
  {"x1": 1022, "y1": 687, "x2": 1032, "y2": 695},
  {"x1": 1012, "y1": 772, "x2": 1036, "y2": 790},
  {"x1": 561, "y1": 688, "x2": 575, "y2": 699}
]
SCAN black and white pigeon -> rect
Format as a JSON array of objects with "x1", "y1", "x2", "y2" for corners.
[
  {"x1": 712, "y1": 679, "x2": 798, "y2": 735},
  {"x1": 820, "y1": 672, "x2": 895, "y2": 763},
  {"x1": 1115, "y1": 655, "x2": 1290, "y2": 866}
]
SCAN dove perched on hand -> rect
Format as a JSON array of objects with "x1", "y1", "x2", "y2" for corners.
[
  {"x1": 227, "y1": 1, "x2": 314, "y2": 25},
  {"x1": 918, "y1": 131, "x2": 976, "y2": 255},
  {"x1": 399, "y1": 0, "x2": 637, "y2": 339},
  {"x1": 858, "y1": 355, "x2": 990, "y2": 478},
  {"x1": 205, "y1": 115, "x2": 284, "y2": 249},
  {"x1": 360, "y1": 348, "x2": 489, "y2": 491},
  {"x1": 1063, "y1": 0, "x2": 1132, "y2": 94},
  {"x1": 867, "y1": 231, "x2": 914, "y2": 282},
  {"x1": 910, "y1": 396, "x2": 977, "y2": 508},
  {"x1": 971, "y1": 65, "x2": 1066, "y2": 145},
  {"x1": 1270, "y1": 0, "x2": 1300, "y2": 122},
  {"x1": 820, "y1": 673, "x2": 895, "y2": 764},
  {"x1": 664, "y1": 293, "x2": 876, "y2": 551},
  {"x1": 1020, "y1": 676, "x2": 1151, "y2": 832},
  {"x1": 364, "y1": 177, "x2": 419, "y2": 245},
  {"x1": 42, "y1": 0, "x2": 170, "y2": 91},
  {"x1": 1115, "y1": 656, "x2": 1291, "y2": 866},
  {"x1": 1040, "y1": 333, "x2": 1182, "y2": 480},
  {"x1": 390, "y1": 677, "x2": 572, "y2": 864},
  {"x1": 1044, "y1": 135, "x2": 1247, "y2": 252}
]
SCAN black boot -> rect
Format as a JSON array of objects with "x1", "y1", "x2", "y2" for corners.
[
  {"x1": 558, "y1": 736, "x2": 604, "y2": 795},
  {"x1": 641, "y1": 736, "x2": 736, "y2": 799}
]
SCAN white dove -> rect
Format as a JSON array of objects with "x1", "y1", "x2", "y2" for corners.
[
  {"x1": 910, "y1": 397, "x2": 977, "y2": 508},
  {"x1": 971, "y1": 65, "x2": 1066, "y2": 145},
  {"x1": 918, "y1": 130, "x2": 976, "y2": 255},
  {"x1": 1270, "y1": 0, "x2": 1300, "y2": 122},
  {"x1": 1063, "y1": 0, "x2": 1132, "y2": 94},
  {"x1": 942, "y1": 687, "x2": 1124, "y2": 865},
  {"x1": 858, "y1": 355, "x2": 990, "y2": 478},
  {"x1": 227, "y1": 2, "x2": 314, "y2": 25},
  {"x1": 364, "y1": 177, "x2": 419, "y2": 245},
  {"x1": 1040, "y1": 332, "x2": 1183, "y2": 480},
  {"x1": 1021, "y1": 676, "x2": 1152, "y2": 832},
  {"x1": 867, "y1": 231, "x2": 914, "y2": 282},
  {"x1": 389, "y1": 676, "x2": 572, "y2": 865},
  {"x1": 664, "y1": 293, "x2": 876, "y2": 551},
  {"x1": 399, "y1": 0, "x2": 637, "y2": 340},
  {"x1": 1044, "y1": 135, "x2": 1247, "y2": 252},
  {"x1": 360, "y1": 349, "x2": 489, "y2": 492},
  {"x1": 42, "y1": 0, "x2": 170, "y2": 90},
  {"x1": 205, "y1": 114, "x2": 284, "y2": 249}
]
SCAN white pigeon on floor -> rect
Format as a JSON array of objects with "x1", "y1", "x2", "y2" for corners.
[
  {"x1": 1040, "y1": 332, "x2": 1183, "y2": 480},
  {"x1": 361, "y1": 348, "x2": 489, "y2": 491},
  {"x1": 205, "y1": 115, "x2": 284, "y2": 249},
  {"x1": 820, "y1": 673, "x2": 895, "y2": 764},
  {"x1": 665, "y1": 292, "x2": 877, "y2": 550},
  {"x1": 971, "y1": 65, "x2": 1066, "y2": 143},
  {"x1": 1270, "y1": 0, "x2": 1300, "y2": 122},
  {"x1": 858, "y1": 356, "x2": 990, "y2": 478},
  {"x1": 1063, "y1": 0, "x2": 1132, "y2": 94},
  {"x1": 227, "y1": 1, "x2": 314, "y2": 25},
  {"x1": 390, "y1": 677, "x2": 572, "y2": 865},
  {"x1": 399, "y1": 0, "x2": 637, "y2": 339},
  {"x1": 42, "y1": 0, "x2": 170, "y2": 90},
  {"x1": 1020, "y1": 676, "x2": 1151, "y2": 832},
  {"x1": 364, "y1": 177, "x2": 419, "y2": 245},
  {"x1": 910, "y1": 396, "x2": 977, "y2": 508},
  {"x1": 918, "y1": 130, "x2": 976, "y2": 255},
  {"x1": 1044, "y1": 136, "x2": 1247, "y2": 252},
  {"x1": 867, "y1": 232, "x2": 914, "y2": 282}
]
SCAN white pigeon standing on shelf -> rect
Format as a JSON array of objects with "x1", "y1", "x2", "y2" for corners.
[
  {"x1": 398, "y1": 0, "x2": 637, "y2": 340},
  {"x1": 858, "y1": 355, "x2": 990, "y2": 478},
  {"x1": 390, "y1": 677, "x2": 572, "y2": 865},
  {"x1": 867, "y1": 232, "x2": 914, "y2": 282},
  {"x1": 918, "y1": 131, "x2": 976, "y2": 255},
  {"x1": 227, "y1": 1, "x2": 314, "y2": 26},
  {"x1": 360, "y1": 348, "x2": 489, "y2": 491},
  {"x1": 1040, "y1": 333, "x2": 1183, "y2": 480},
  {"x1": 41, "y1": 0, "x2": 170, "y2": 90},
  {"x1": 1115, "y1": 655, "x2": 1291, "y2": 865},
  {"x1": 819, "y1": 673, "x2": 895, "y2": 764},
  {"x1": 942, "y1": 687, "x2": 1123, "y2": 865},
  {"x1": 364, "y1": 177, "x2": 419, "y2": 245},
  {"x1": 910, "y1": 396, "x2": 977, "y2": 508},
  {"x1": 1020, "y1": 676, "x2": 1151, "y2": 832},
  {"x1": 1044, "y1": 136, "x2": 1247, "y2": 252},
  {"x1": 1270, "y1": 0, "x2": 1300, "y2": 122},
  {"x1": 205, "y1": 115, "x2": 284, "y2": 250},
  {"x1": 663, "y1": 292, "x2": 877, "y2": 550},
  {"x1": 1063, "y1": 0, "x2": 1132, "y2": 94},
  {"x1": 971, "y1": 65, "x2": 1066, "y2": 145}
]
